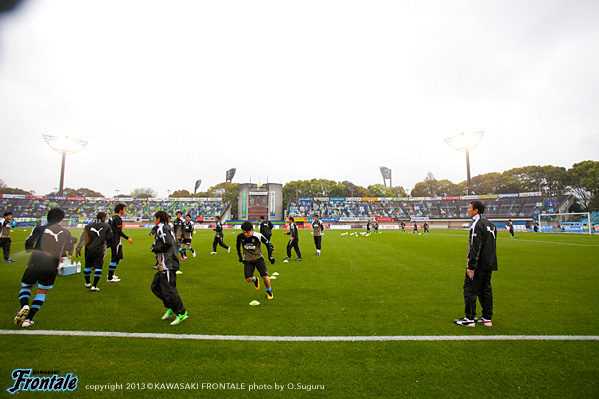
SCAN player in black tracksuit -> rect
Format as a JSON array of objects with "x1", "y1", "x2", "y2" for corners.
[
  {"x1": 423, "y1": 221, "x2": 430, "y2": 234},
  {"x1": 151, "y1": 211, "x2": 187, "y2": 325},
  {"x1": 15, "y1": 208, "x2": 73, "y2": 328},
  {"x1": 173, "y1": 211, "x2": 185, "y2": 259},
  {"x1": 76, "y1": 212, "x2": 113, "y2": 291},
  {"x1": 108, "y1": 203, "x2": 133, "y2": 282},
  {"x1": 182, "y1": 215, "x2": 195, "y2": 259},
  {"x1": 454, "y1": 200, "x2": 498, "y2": 327},
  {"x1": 1, "y1": 212, "x2": 15, "y2": 262},
  {"x1": 211, "y1": 216, "x2": 230, "y2": 254},
  {"x1": 236, "y1": 221, "x2": 275, "y2": 299},
  {"x1": 507, "y1": 219, "x2": 515, "y2": 237},
  {"x1": 312, "y1": 215, "x2": 324, "y2": 255},
  {"x1": 258, "y1": 216, "x2": 274, "y2": 242},
  {"x1": 283, "y1": 217, "x2": 302, "y2": 261}
]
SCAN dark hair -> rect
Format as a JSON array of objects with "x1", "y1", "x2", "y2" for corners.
[
  {"x1": 155, "y1": 211, "x2": 168, "y2": 223},
  {"x1": 176, "y1": 211, "x2": 182, "y2": 215},
  {"x1": 241, "y1": 221, "x2": 253, "y2": 232},
  {"x1": 259, "y1": 216, "x2": 265, "y2": 220},
  {"x1": 470, "y1": 200, "x2": 486, "y2": 214},
  {"x1": 96, "y1": 212, "x2": 107, "y2": 220},
  {"x1": 47, "y1": 208, "x2": 65, "y2": 224},
  {"x1": 114, "y1": 203, "x2": 126, "y2": 213},
  {"x1": 215, "y1": 216, "x2": 220, "y2": 220},
  {"x1": 186, "y1": 214, "x2": 191, "y2": 218},
  {"x1": 289, "y1": 217, "x2": 294, "y2": 222},
  {"x1": 3, "y1": 212, "x2": 12, "y2": 218}
]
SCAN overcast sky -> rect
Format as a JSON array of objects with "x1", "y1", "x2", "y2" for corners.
[{"x1": 1, "y1": 0, "x2": 597, "y2": 198}]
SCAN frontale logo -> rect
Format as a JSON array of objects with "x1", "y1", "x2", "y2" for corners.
[{"x1": 7, "y1": 369, "x2": 78, "y2": 394}]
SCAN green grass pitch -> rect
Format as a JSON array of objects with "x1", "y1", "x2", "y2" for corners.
[{"x1": 1, "y1": 227, "x2": 598, "y2": 398}]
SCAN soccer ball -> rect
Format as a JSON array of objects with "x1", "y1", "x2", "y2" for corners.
[{"x1": 418, "y1": 233, "x2": 421, "y2": 235}]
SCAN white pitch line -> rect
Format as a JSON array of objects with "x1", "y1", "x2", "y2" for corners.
[
  {"x1": 498, "y1": 238, "x2": 599, "y2": 247},
  {"x1": 1, "y1": 330, "x2": 598, "y2": 342}
]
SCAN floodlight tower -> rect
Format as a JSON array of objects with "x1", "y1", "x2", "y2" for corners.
[
  {"x1": 380, "y1": 166, "x2": 392, "y2": 188},
  {"x1": 444, "y1": 131, "x2": 483, "y2": 195},
  {"x1": 43, "y1": 135, "x2": 88, "y2": 196},
  {"x1": 226, "y1": 168, "x2": 236, "y2": 183}
]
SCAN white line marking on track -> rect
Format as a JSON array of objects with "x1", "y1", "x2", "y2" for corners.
[{"x1": 1, "y1": 330, "x2": 598, "y2": 342}]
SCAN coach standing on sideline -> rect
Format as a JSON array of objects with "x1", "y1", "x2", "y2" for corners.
[
  {"x1": 454, "y1": 200, "x2": 498, "y2": 327},
  {"x1": 1, "y1": 212, "x2": 15, "y2": 263}
]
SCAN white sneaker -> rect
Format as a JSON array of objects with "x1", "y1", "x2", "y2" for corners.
[
  {"x1": 91, "y1": 286, "x2": 100, "y2": 291},
  {"x1": 170, "y1": 312, "x2": 188, "y2": 325},
  {"x1": 453, "y1": 317, "x2": 475, "y2": 327},
  {"x1": 85, "y1": 283, "x2": 91, "y2": 288},
  {"x1": 161, "y1": 309, "x2": 174, "y2": 320},
  {"x1": 14, "y1": 305, "x2": 29, "y2": 325},
  {"x1": 176, "y1": 270, "x2": 183, "y2": 274},
  {"x1": 474, "y1": 317, "x2": 493, "y2": 327},
  {"x1": 210, "y1": 252, "x2": 217, "y2": 255},
  {"x1": 22, "y1": 319, "x2": 35, "y2": 328},
  {"x1": 227, "y1": 247, "x2": 231, "y2": 253},
  {"x1": 192, "y1": 252, "x2": 196, "y2": 258},
  {"x1": 107, "y1": 276, "x2": 121, "y2": 282}
]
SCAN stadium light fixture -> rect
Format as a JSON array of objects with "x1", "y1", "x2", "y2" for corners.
[
  {"x1": 226, "y1": 168, "x2": 236, "y2": 183},
  {"x1": 444, "y1": 131, "x2": 483, "y2": 194},
  {"x1": 43, "y1": 135, "x2": 88, "y2": 196},
  {"x1": 380, "y1": 166, "x2": 392, "y2": 188}
]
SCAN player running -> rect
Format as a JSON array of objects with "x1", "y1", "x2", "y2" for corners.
[
  {"x1": 236, "y1": 221, "x2": 275, "y2": 300},
  {"x1": 423, "y1": 221, "x2": 430, "y2": 234},
  {"x1": 181, "y1": 214, "x2": 196, "y2": 259},
  {"x1": 507, "y1": 219, "x2": 515, "y2": 237},
  {"x1": 14, "y1": 208, "x2": 73, "y2": 328},
  {"x1": 258, "y1": 215, "x2": 274, "y2": 242},
  {"x1": 211, "y1": 216, "x2": 230, "y2": 254},
  {"x1": 151, "y1": 211, "x2": 188, "y2": 325}
]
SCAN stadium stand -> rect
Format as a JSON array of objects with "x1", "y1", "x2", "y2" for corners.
[
  {"x1": 0, "y1": 195, "x2": 228, "y2": 222},
  {"x1": 287, "y1": 193, "x2": 572, "y2": 221}
]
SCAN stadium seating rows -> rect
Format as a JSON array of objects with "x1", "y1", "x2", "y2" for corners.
[
  {"x1": 0, "y1": 197, "x2": 228, "y2": 221},
  {"x1": 288, "y1": 195, "x2": 571, "y2": 219}
]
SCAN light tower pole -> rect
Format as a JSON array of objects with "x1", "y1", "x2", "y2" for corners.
[
  {"x1": 444, "y1": 131, "x2": 483, "y2": 195},
  {"x1": 43, "y1": 135, "x2": 88, "y2": 196},
  {"x1": 380, "y1": 166, "x2": 392, "y2": 188}
]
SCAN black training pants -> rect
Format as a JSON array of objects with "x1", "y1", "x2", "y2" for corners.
[
  {"x1": 0, "y1": 237, "x2": 11, "y2": 260},
  {"x1": 313, "y1": 236, "x2": 322, "y2": 250},
  {"x1": 463, "y1": 269, "x2": 493, "y2": 320},
  {"x1": 151, "y1": 269, "x2": 186, "y2": 315},
  {"x1": 287, "y1": 239, "x2": 301, "y2": 258}
]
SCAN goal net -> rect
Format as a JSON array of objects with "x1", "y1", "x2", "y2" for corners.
[{"x1": 538, "y1": 212, "x2": 592, "y2": 234}]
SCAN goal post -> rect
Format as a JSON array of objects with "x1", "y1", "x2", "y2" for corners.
[{"x1": 538, "y1": 212, "x2": 592, "y2": 234}]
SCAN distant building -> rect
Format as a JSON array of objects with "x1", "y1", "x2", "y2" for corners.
[{"x1": 237, "y1": 183, "x2": 283, "y2": 221}]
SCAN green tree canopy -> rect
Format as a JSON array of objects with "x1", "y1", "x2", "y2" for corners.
[{"x1": 130, "y1": 188, "x2": 157, "y2": 198}]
